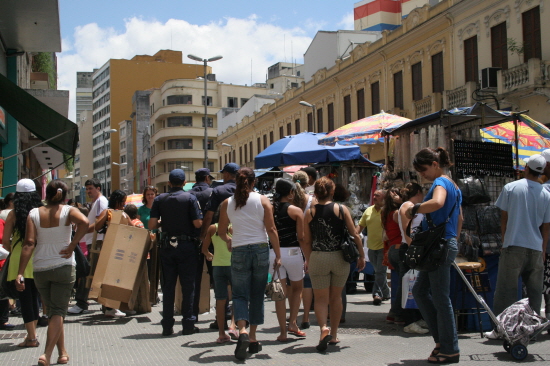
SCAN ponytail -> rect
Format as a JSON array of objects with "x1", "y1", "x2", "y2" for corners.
[
  {"x1": 413, "y1": 147, "x2": 453, "y2": 171},
  {"x1": 234, "y1": 167, "x2": 255, "y2": 209}
]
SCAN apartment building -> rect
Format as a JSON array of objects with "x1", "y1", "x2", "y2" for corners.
[{"x1": 149, "y1": 78, "x2": 266, "y2": 192}]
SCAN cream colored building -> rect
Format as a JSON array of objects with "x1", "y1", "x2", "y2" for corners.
[
  {"x1": 74, "y1": 109, "x2": 93, "y2": 203},
  {"x1": 218, "y1": 0, "x2": 550, "y2": 166},
  {"x1": 149, "y1": 79, "x2": 267, "y2": 192}
]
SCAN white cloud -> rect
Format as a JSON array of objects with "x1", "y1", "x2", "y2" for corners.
[
  {"x1": 338, "y1": 11, "x2": 354, "y2": 30},
  {"x1": 57, "y1": 16, "x2": 313, "y2": 121}
]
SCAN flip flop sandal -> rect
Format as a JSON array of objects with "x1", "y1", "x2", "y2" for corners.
[
  {"x1": 57, "y1": 355, "x2": 70, "y2": 364},
  {"x1": 316, "y1": 334, "x2": 333, "y2": 352},
  {"x1": 276, "y1": 335, "x2": 289, "y2": 342},
  {"x1": 216, "y1": 336, "x2": 231, "y2": 344},
  {"x1": 288, "y1": 329, "x2": 307, "y2": 337},
  {"x1": 428, "y1": 354, "x2": 460, "y2": 364},
  {"x1": 228, "y1": 329, "x2": 239, "y2": 340},
  {"x1": 430, "y1": 347, "x2": 441, "y2": 357},
  {"x1": 248, "y1": 341, "x2": 262, "y2": 354},
  {"x1": 329, "y1": 339, "x2": 340, "y2": 345},
  {"x1": 234, "y1": 333, "x2": 250, "y2": 360}
]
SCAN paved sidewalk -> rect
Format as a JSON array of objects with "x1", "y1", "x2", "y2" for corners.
[{"x1": 1, "y1": 288, "x2": 550, "y2": 365}]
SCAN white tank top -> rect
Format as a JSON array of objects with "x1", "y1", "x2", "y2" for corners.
[
  {"x1": 303, "y1": 195, "x2": 313, "y2": 217},
  {"x1": 30, "y1": 205, "x2": 76, "y2": 271},
  {"x1": 397, "y1": 202, "x2": 424, "y2": 243},
  {"x1": 226, "y1": 192, "x2": 268, "y2": 247}
]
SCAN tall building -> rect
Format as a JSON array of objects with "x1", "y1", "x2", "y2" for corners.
[
  {"x1": 353, "y1": 0, "x2": 439, "y2": 31},
  {"x1": 148, "y1": 78, "x2": 267, "y2": 192},
  {"x1": 76, "y1": 71, "x2": 94, "y2": 122},
  {"x1": 266, "y1": 62, "x2": 304, "y2": 94},
  {"x1": 90, "y1": 50, "x2": 207, "y2": 196},
  {"x1": 74, "y1": 109, "x2": 93, "y2": 203},
  {"x1": 131, "y1": 90, "x2": 153, "y2": 193}
]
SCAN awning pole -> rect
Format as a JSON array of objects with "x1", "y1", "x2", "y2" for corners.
[{"x1": 514, "y1": 113, "x2": 520, "y2": 180}]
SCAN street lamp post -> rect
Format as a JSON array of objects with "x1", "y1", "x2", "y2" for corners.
[
  {"x1": 299, "y1": 101, "x2": 316, "y2": 133},
  {"x1": 103, "y1": 129, "x2": 117, "y2": 196},
  {"x1": 79, "y1": 174, "x2": 88, "y2": 205},
  {"x1": 187, "y1": 54, "x2": 223, "y2": 169},
  {"x1": 221, "y1": 143, "x2": 233, "y2": 163}
]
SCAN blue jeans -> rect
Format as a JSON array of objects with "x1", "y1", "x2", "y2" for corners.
[
  {"x1": 368, "y1": 248, "x2": 390, "y2": 298},
  {"x1": 231, "y1": 244, "x2": 269, "y2": 326},
  {"x1": 412, "y1": 238, "x2": 459, "y2": 355}
]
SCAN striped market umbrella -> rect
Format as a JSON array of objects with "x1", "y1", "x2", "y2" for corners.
[
  {"x1": 125, "y1": 193, "x2": 143, "y2": 207},
  {"x1": 318, "y1": 111, "x2": 411, "y2": 146},
  {"x1": 480, "y1": 113, "x2": 550, "y2": 169}
]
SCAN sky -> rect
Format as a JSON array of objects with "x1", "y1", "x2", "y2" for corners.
[{"x1": 58, "y1": 0, "x2": 356, "y2": 121}]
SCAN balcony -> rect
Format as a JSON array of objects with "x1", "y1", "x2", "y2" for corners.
[
  {"x1": 151, "y1": 126, "x2": 217, "y2": 142},
  {"x1": 413, "y1": 93, "x2": 442, "y2": 118},
  {"x1": 151, "y1": 149, "x2": 218, "y2": 165},
  {"x1": 498, "y1": 58, "x2": 550, "y2": 98},
  {"x1": 152, "y1": 104, "x2": 219, "y2": 122},
  {"x1": 444, "y1": 82, "x2": 477, "y2": 110}
]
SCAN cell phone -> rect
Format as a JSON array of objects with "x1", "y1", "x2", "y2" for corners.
[{"x1": 20, "y1": 276, "x2": 25, "y2": 283}]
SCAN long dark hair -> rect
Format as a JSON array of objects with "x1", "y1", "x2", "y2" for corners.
[
  {"x1": 141, "y1": 186, "x2": 158, "y2": 205},
  {"x1": 400, "y1": 183, "x2": 423, "y2": 201},
  {"x1": 108, "y1": 190, "x2": 127, "y2": 209},
  {"x1": 273, "y1": 179, "x2": 295, "y2": 213},
  {"x1": 413, "y1": 147, "x2": 452, "y2": 171},
  {"x1": 13, "y1": 191, "x2": 43, "y2": 242},
  {"x1": 234, "y1": 167, "x2": 255, "y2": 209},
  {"x1": 45, "y1": 179, "x2": 68, "y2": 205},
  {"x1": 381, "y1": 187, "x2": 401, "y2": 227}
]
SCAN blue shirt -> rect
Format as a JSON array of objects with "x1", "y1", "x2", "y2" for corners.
[
  {"x1": 421, "y1": 177, "x2": 462, "y2": 239},
  {"x1": 496, "y1": 179, "x2": 550, "y2": 251},
  {"x1": 205, "y1": 180, "x2": 236, "y2": 214},
  {"x1": 150, "y1": 188, "x2": 203, "y2": 236}
]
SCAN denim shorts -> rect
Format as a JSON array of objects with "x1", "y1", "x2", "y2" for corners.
[{"x1": 212, "y1": 266, "x2": 232, "y2": 300}]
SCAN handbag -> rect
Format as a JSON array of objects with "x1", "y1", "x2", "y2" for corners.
[
  {"x1": 74, "y1": 244, "x2": 90, "y2": 279},
  {"x1": 0, "y1": 253, "x2": 19, "y2": 300},
  {"x1": 265, "y1": 268, "x2": 285, "y2": 301},
  {"x1": 404, "y1": 196, "x2": 458, "y2": 272},
  {"x1": 401, "y1": 269, "x2": 418, "y2": 309},
  {"x1": 457, "y1": 176, "x2": 491, "y2": 205},
  {"x1": 338, "y1": 204, "x2": 360, "y2": 263}
]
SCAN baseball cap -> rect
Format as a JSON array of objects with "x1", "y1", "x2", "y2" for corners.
[
  {"x1": 300, "y1": 166, "x2": 317, "y2": 178},
  {"x1": 16, "y1": 178, "x2": 36, "y2": 193},
  {"x1": 195, "y1": 168, "x2": 214, "y2": 179},
  {"x1": 525, "y1": 154, "x2": 546, "y2": 173},
  {"x1": 541, "y1": 149, "x2": 550, "y2": 163},
  {"x1": 220, "y1": 162, "x2": 240, "y2": 174},
  {"x1": 168, "y1": 169, "x2": 186, "y2": 184}
]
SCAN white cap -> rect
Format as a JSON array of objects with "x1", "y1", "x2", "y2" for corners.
[
  {"x1": 16, "y1": 179, "x2": 36, "y2": 193},
  {"x1": 541, "y1": 149, "x2": 550, "y2": 163},
  {"x1": 525, "y1": 154, "x2": 546, "y2": 174}
]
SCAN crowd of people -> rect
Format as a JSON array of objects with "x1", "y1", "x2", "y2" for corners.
[{"x1": 2, "y1": 145, "x2": 550, "y2": 364}]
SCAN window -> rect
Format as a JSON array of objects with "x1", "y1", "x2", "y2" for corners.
[
  {"x1": 240, "y1": 98, "x2": 249, "y2": 107},
  {"x1": 287, "y1": 123, "x2": 292, "y2": 136},
  {"x1": 270, "y1": 84, "x2": 274, "y2": 89},
  {"x1": 411, "y1": 62, "x2": 423, "y2": 101},
  {"x1": 317, "y1": 108, "x2": 323, "y2": 133},
  {"x1": 120, "y1": 155, "x2": 126, "y2": 163},
  {"x1": 328, "y1": 103, "x2": 334, "y2": 132},
  {"x1": 244, "y1": 144, "x2": 248, "y2": 163},
  {"x1": 208, "y1": 162, "x2": 214, "y2": 172},
  {"x1": 201, "y1": 96, "x2": 213, "y2": 106},
  {"x1": 343, "y1": 95, "x2": 352, "y2": 124},
  {"x1": 394, "y1": 71, "x2": 404, "y2": 109},
  {"x1": 307, "y1": 113, "x2": 313, "y2": 132},
  {"x1": 166, "y1": 95, "x2": 192, "y2": 105},
  {"x1": 464, "y1": 36, "x2": 478, "y2": 83},
  {"x1": 120, "y1": 141, "x2": 126, "y2": 150},
  {"x1": 249, "y1": 141, "x2": 253, "y2": 162},
  {"x1": 491, "y1": 22, "x2": 508, "y2": 69},
  {"x1": 357, "y1": 88, "x2": 365, "y2": 119},
  {"x1": 168, "y1": 161, "x2": 193, "y2": 172},
  {"x1": 295, "y1": 119, "x2": 300, "y2": 134},
  {"x1": 202, "y1": 117, "x2": 213, "y2": 128},
  {"x1": 227, "y1": 97, "x2": 238, "y2": 108},
  {"x1": 279, "y1": 126, "x2": 284, "y2": 139},
  {"x1": 232, "y1": 150, "x2": 236, "y2": 162},
  {"x1": 120, "y1": 169, "x2": 126, "y2": 177},
  {"x1": 291, "y1": 82, "x2": 299, "y2": 88},
  {"x1": 168, "y1": 139, "x2": 192, "y2": 149},
  {"x1": 203, "y1": 139, "x2": 214, "y2": 150},
  {"x1": 269, "y1": 131, "x2": 274, "y2": 144},
  {"x1": 371, "y1": 82, "x2": 380, "y2": 115},
  {"x1": 257, "y1": 137, "x2": 261, "y2": 153},
  {"x1": 220, "y1": 156, "x2": 222, "y2": 169},
  {"x1": 120, "y1": 126, "x2": 126, "y2": 136},
  {"x1": 239, "y1": 146, "x2": 243, "y2": 165},
  {"x1": 432, "y1": 52, "x2": 444, "y2": 93},
  {"x1": 522, "y1": 6, "x2": 541, "y2": 61},
  {"x1": 167, "y1": 116, "x2": 192, "y2": 127},
  {"x1": 263, "y1": 135, "x2": 267, "y2": 150}
]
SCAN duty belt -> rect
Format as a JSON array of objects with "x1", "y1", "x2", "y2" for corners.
[{"x1": 163, "y1": 233, "x2": 199, "y2": 249}]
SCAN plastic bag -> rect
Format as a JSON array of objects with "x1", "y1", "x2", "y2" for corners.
[{"x1": 401, "y1": 269, "x2": 418, "y2": 309}]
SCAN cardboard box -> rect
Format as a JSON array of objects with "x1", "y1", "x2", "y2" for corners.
[
  {"x1": 175, "y1": 258, "x2": 210, "y2": 315},
  {"x1": 89, "y1": 216, "x2": 150, "y2": 309}
]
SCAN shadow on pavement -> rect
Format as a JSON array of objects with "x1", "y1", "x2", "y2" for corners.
[
  {"x1": 122, "y1": 333, "x2": 166, "y2": 340},
  {"x1": 188, "y1": 349, "x2": 272, "y2": 363}
]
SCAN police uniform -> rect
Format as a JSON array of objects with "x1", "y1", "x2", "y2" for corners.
[
  {"x1": 204, "y1": 180, "x2": 236, "y2": 218},
  {"x1": 150, "y1": 185, "x2": 202, "y2": 334}
]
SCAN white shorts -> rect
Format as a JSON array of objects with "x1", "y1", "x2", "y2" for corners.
[{"x1": 269, "y1": 247, "x2": 305, "y2": 282}]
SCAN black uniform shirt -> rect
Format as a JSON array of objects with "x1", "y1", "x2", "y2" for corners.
[
  {"x1": 189, "y1": 182, "x2": 213, "y2": 215},
  {"x1": 150, "y1": 188, "x2": 202, "y2": 236},
  {"x1": 204, "y1": 180, "x2": 236, "y2": 213}
]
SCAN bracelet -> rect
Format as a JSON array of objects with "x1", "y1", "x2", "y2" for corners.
[{"x1": 411, "y1": 203, "x2": 422, "y2": 216}]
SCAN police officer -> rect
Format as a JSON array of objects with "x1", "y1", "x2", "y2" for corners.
[
  {"x1": 189, "y1": 168, "x2": 214, "y2": 323},
  {"x1": 149, "y1": 169, "x2": 203, "y2": 336}
]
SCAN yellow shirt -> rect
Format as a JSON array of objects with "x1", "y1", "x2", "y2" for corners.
[
  {"x1": 7, "y1": 230, "x2": 34, "y2": 281},
  {"x1": 358, "y1": 205, "x2": 383, "y2": 250}
]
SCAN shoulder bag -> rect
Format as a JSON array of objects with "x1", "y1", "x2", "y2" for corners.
[
  {"x1": 265, "y1": 268, "x2": 285, "y2": 301},
  {"x1": 404, "y1": 195, "x2": 458, "y2": 272},
  {"x1": 457, "y1": 176, "x2": 491, "y2": 205},
  {"x1": 0, "y1": 253, "x2": 20, "y2": 300},
  {"x1": 338, "y1": 204, "x2": 360, "y2": 263}
]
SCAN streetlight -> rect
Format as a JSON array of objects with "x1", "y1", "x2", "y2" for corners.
[
  {"x1": 103, "y1": 129, "x2": 117, "y2": 196},
  {"x1": 112, "y1": 162, "x2": 127, "y2": 193},
  {"x1": 299, "y1": 100, "x2": 316, "y2": 133},
  {"x1": 187, "y1": 54, "x2": 223, "y2": 168},
  {"x1": 80, "y1": 175, "x2": 88, "y2": 204},
  {"x1": 222, "y1": 143, "x2": 233, "y2": 163}
]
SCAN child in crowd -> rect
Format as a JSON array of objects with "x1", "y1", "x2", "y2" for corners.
[{"x1": 124, "y1": 204, "x2": 144, "y2": 228}]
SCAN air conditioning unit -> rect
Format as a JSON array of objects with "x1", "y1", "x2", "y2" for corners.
[{"x1": 480, "y1": 67, "x2": 501, "y2": 89}]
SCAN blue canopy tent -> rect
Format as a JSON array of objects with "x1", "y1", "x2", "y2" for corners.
[{"x1": 255, "y1": 132, "x2": 381, "y2": 169}]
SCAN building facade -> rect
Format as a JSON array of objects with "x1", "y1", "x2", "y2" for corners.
[
  {"x1": 90, "y1": 50, "x2": 208, "y2": 196},
  {"x1": 149, "y1": 79, "x2": 267, "y2": 192},
  {"x1": 74, "y1": 109, "x2": 93, "y2": 203},
  {"x1": 76, "y1": 71, "x2": 94, "y2": 122},
  {"x1": 218, "y1": 0, "x2": 550, "y2": 166}
]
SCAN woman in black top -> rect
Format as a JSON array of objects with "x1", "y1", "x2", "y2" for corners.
[
  {"x1": 270, "y1": 179, "x2": 306, "y2": 341},
  {"x1": 304, "y1": 177, "x2": 365, "y2": 352}
]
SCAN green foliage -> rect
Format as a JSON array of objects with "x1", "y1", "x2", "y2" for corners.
[
  {"x1": 507, "y1": 38, "x2": 524, "y2": 57},
  {"x1": 64, "y1": 154, "x2": 74, "y2": 173},
  {"x1": 32, "y1": 52, "x2": 56, "y2": 89}
]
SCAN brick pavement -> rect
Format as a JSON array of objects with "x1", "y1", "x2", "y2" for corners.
[{"x1": 1, "y1": 288, "x2": 550, "y2": 365}]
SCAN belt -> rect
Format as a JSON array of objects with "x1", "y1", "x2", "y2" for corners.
[
  {"x1": 166, "y1": 234, "x2": 197, "y2": 242},
  {"x1": 234, "y1": 243, "x2": 268, "y2": 249}
]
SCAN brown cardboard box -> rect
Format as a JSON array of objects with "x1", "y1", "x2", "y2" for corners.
[{"x1": 89, "y1": 215, "x2": 150, "y2": 309}]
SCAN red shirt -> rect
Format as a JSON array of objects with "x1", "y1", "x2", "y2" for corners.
[{"x1": 385, "y1": 211, "x2": 402, "y2": 246}]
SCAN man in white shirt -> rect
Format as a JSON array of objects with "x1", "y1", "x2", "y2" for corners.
[
  {"x1": 68, "y1": 178, "x2": 109, "y2": 315},
  {"x1": 300, "y1": 167, "x2": 317, "y2": 195},
  {"x1": 540, "y1": 149, "x2": 550, "y2": 319}
]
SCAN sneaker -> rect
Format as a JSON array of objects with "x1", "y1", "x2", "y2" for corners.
[
  {"x1": 416, "y1": 319, "x2": 429, "y2": 329},
  {"x1": 373, "y1": 296, "x2": 382, "y2": 306},
  {"x1": 105, "y1": 309, "x2": 126, "y2": 318},
  {"x1": 484, "y1": 329, "x2": 500, "y2": 340},
  {"x1": 67, "y1": 305, "x2": 85, "y2": 314},
  {"x1": 126, "y1": 310, "x2": 137, "y2": 316},
  {"x1": 404, "y1": 322, "x2": 429, "y2": 334},
  {"x1": 393, "y1": 317, "x2": 406, "y2": 325}
]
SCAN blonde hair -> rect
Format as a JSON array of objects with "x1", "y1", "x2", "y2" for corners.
[{"x1": 292, "y1": 171, "x2": 308, "y2": 210}]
